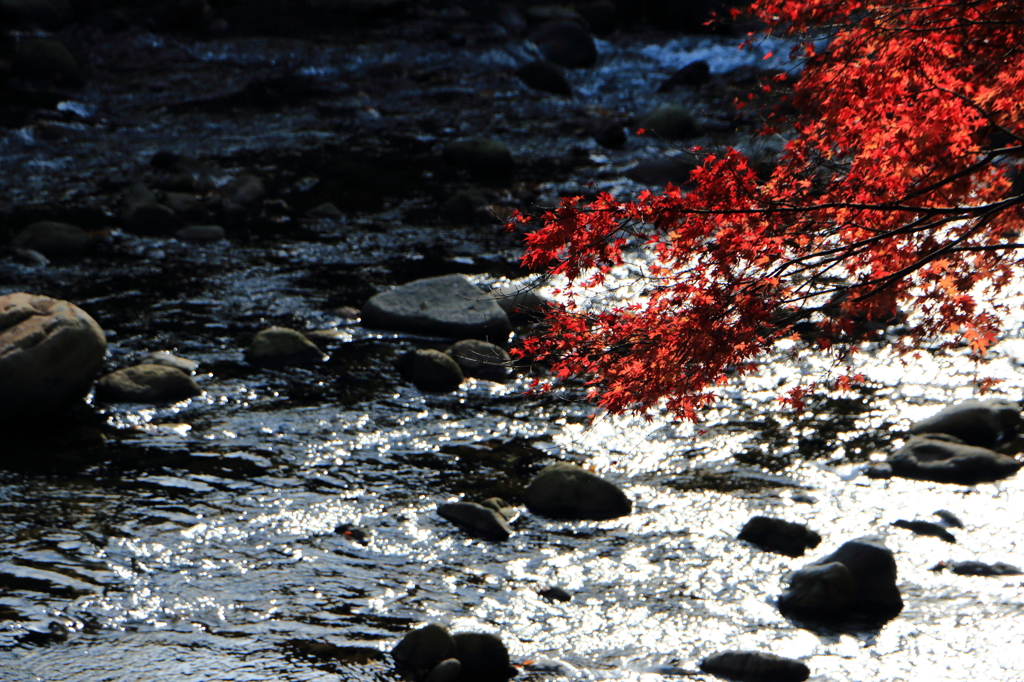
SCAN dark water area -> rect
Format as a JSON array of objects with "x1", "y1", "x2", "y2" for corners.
[{"x1": 2, "y1": 2, "x2": 1024, "y2": 681}]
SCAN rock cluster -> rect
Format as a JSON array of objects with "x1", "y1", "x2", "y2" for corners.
[{"x1": 392, "y1": 623, "x2": 516, "y2": 682}]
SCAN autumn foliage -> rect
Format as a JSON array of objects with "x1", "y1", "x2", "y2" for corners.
[{"x1": 510, "y1": 0, "x2": 1024, "y2": 420}]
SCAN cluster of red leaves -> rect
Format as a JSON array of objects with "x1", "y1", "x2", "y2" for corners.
[{"x1": 510, "y1": 0, "x2": 1024, "y2": 420}]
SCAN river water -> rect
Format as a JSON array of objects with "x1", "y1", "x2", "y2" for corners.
[{"x1": 2, "y1": 7, "x2": 1023, "y2": 682}]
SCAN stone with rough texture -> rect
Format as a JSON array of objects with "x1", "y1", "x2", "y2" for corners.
[
  {"x1": 446, "y1": 339, "x2": 511, "y2": 380},
  {"x1": 391, "y1": 624, "x2": 457, "y2": 676},
  {"x1": 437, "y1": 501, "x2": 512, "y2": 541},
  {"x1": 738, "y1": 516, "x2": 821, "y2": 557},
  {"x1": 362, "y1": 275, "x2": 511, "y2": 341},
  {"x1": 96, "y1": 364, "x2": 202, "y2": 403},
  {"x1": 452, "y1": 632, "x2": 517, "y2": 682},
  {"x1": 888, "y1": 434, "x2": 1022, "y2": 484},
  {"x1": 908, "y1": 399, "x2": 1021, "y2": 449},
  {"x1": 0, "y1": 293, "x2": 107, "y2": 422},
  {"x1": 525, "y1": 462, "x2": 631, "y2": 520},
  {"x1": 779, "y1": 536, "x2": 903, "y2": 621},
  {"x1": 12, "y1": 221, "x2": 91, "y2": 257},
  {"x1": 700, "y1": 650, "x2": 810, "y2": 682},
  {"x1": 245, "y1": 327, "x2": 327, "y2": 366},
  {"x1": 398, "y1": 349, "x2": 464, "y2": 392}
]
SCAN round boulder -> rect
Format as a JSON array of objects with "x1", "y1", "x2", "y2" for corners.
[
  {"x1": 700, "y1": 650, "x2": 810, "y2": 682},
  {"x1": 95, "y1": 364, "x2": 202, "y2": 403},
  {"x1": 777, "y1": 561, "x2": 856, "y2": 619},
  {"x1": 12, "y1": 221, "x2": 92, "y2": 257},
  {"x1": 362, "y1": 274, "x2": 512, "y2": 341},
  {"x1": 443, "y1": 138, "x2": 513, "y2": 184},
  {"x1": 446, "y1": 339, "x2": 511, "y2": 380},
  {"x1": 516, "y1": 60, "x2": 572, "y2": 96},
  {"x1": 452, "y1": 632, "x2": 517, "y2": 682},
  {"x1": 738, "y1": 516, "x2": 821, "y2": 557},
  {"x1": 0, "y1": 293, "x2": 107, "y2": 422},
  {"x1": 908, "y1": 398, "x2": 1021, "y2": 449},
  {"x1": 397, "y1": 349, "x2": 464, "y2": 392},
  {"x1": 392, "y1": 623, "x2": 458, "y2": 678},
  {"x1": 528, "y1": 20, "x2": 597, "y2": 68},
  {"x1": 888, "y1": 434, "x2": 1022, "y2": 484},
  {"x1": 524, "y1": 462, "x2": 631, "y2": 520},
  {"x1": 638, "y1": 104, "x2": 700, "y2": 140},
  {"x1": 245, "y1": 327, "x2": 327, "y2": 366},
  {"x1": 437, "y1": 501, "x2": 512, "y2": 541}
]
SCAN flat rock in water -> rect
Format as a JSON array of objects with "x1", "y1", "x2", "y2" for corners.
[
  {"x1": 908, "y1": 398, "x2": 1021, "y2": 448},
  {"x1": 524, "y1": 462, "x2": 631, "y2": 520},
  {"x1": 437, "y1": 501, "x2": 512, "y2": 541},
  {"x1": 12, "y1": 221, "x2": 92, "y2": 256},
  {"x1": 738, "y1": 516, "x2": 821, "y2": 557},
  {"x1": 0, "y1": 293, "x2": 107, "y2": 423},
  {"x1": 700, "y1": 650, "x2": 810, "y2": 682},
  {"x1": 888, "y1": 434, "x2": 1022, "y2": 484},
  {"x1": 95, "y1": 364, "x2": 202, "y2": 403},
  {"x1": 949, "y1": 560, "x2": 1022, "y2": 576},
  {"x1": 245, "y1": 327, "x2": 327, "y2": 366},
  {"x1": 891, "y1": 519, "x2": 956, "y2": 543},
  {"x1": 362, "y1": 275, "x2": 511, "y2": 341},
  {"x1": 452, "y1": 632, "x2": 517, "y2": 682}
]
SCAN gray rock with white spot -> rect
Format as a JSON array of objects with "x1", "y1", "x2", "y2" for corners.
[
  {"x1": 0, "y1": 293, "x2": 107, "y2": 422},
  {"x1": 362, "y1": 275, "x2": 511, "y2": 341},
  {"x1": 95, "y1": 364, "x2": 202, "y2": 403}
]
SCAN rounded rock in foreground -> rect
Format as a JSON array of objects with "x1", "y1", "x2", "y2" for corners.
[
  {"x1": 446, "y1": 339, "x2": 511, "y2": 380},
  {"x1": 12, "y1": 221, "x2": 92, "y2": 257},
  {"x1": 700, "y1": 650, "x2": 809, "y2": 682},
  {"x1": 0, "y1": 293, "x2": 107, "y2": 422},
  {"x1": 95, "y1": 364, "x2": 202, "y2": 404},
  {"x1": 524, "y1": 462, "x2": 631, "y2": 520},
  {"x1": 398, "y1": 349, "x2": 464, "y2": 392},
  {"x1": 452, "y1": 632, "x2": 517, "y2": 682},
  {"x1": 391, "y1": 623, "x2": 458, "y2": 677},
  {"x1": 245, "y1": 327, "x2": 327, "y2": 366}
]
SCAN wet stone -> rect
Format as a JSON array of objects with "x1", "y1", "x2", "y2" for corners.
[
  {"x1": 362, "y1": 274, "x2": 512, "y2": 341},
  {"x1": 442, "y1": 138, "x2": 514, "y2": 184},
  {"x1": 738, "y1": 516, "x2": 821, "y2": 557},
  {"x1": 392, "y1": 623, "x2": 458, "y2": 677},
  {"x1": 0, "y1": 293, "x2": 107, "y2": 423},
  {"x1": 658, "y1": 60, "x2": 711, "y2": 91},
  {"x1": 12, "y1": 37, "x2": 82, "y2": 85},
  {"x1": 425, "y1": 658, "x2": 461, "y2": 682},
  {"x1": 528, "y1": 20, "x2": 597, "y2": 69},
  {"x1": 700, "y1": 650, "x2": 810, "y2": 682},
  {"x1": 588, "y1": 117, "x2": 627, "y2": 149},
  {"x1": 908, "y1": 398, "x2": 1021, "y2": 449},
  {"x1": 638, "y1": 104, "x2": 701, "y2": 140},
  {"x1": 245, "y1": 327, "x2": 327, "y2": 366},
  {"x1": 891, "y1": 519, "x2": 956, "y2": 543},
  {"x1": 144, "y1": 351, "x2": 199, "y2": 373},
  {"x1": 175, "y1": 224, "x2": 225, "y2": 242},
  {"x1": 440, "y1": 188, "x2": 496, "y2": 224},
  {"x1": 12, "y1": 221, "x2": 92, "y2": 257},
  {"x1": 95, "y1": 364, "x2": 202, "y2": 404},
  {"x1": 516, "y1": 60, "x2": 572, "y2": 96},
  {"x1": 888, "y1": 434, "x2": 1023, "y2": 484},
  {"x1": 452, "y1": 632, "x2": 517, "y2": 682},
  {"x1": 446, "y1": 339, "x2": 511, "y2": 380},
  {"x1": 397, "y1": 348, "x2": 464, "y2": 392},
  {"x1": 539, "y1": 586, "x2": 572, "y2": 602},
  {"x1": 524, "y1": 462, "x2": 632, "y2": 520},
  {"x1": 437, "y1": 501, "x2": 512, "y2": 541},
  {"x1": 949, "y1": 560, "x2": 1022, "y2": 576},
  {"x1": 480, "y1": 497, "x2": 517, "y2": 521}
]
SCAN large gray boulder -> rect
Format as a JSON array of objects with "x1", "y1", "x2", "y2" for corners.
[
  {"x1": 888, "y1": 434, "x2": 1022, "y2": 484},
  {"x1": 908, "y1": 399, "x2": 1020, "y2": 449},
  {"x1": 524, "y1": 462, "x2": 632, "y2": 520},
  {"x1": 0, "y1": 293, "x2": 106, "y2": 422},
  {"x1": 700, "y1": 650, "x2": 810, "y2": 682},
  {"x1": 95, "y1": 364, "x2": 202, "y2": 403},
  {"x1": 779, "y1": 536, "x2": 903, "y2": 622},
  {"x1": 362, "y1": 275, "x2": 512, "y2": 342}
]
